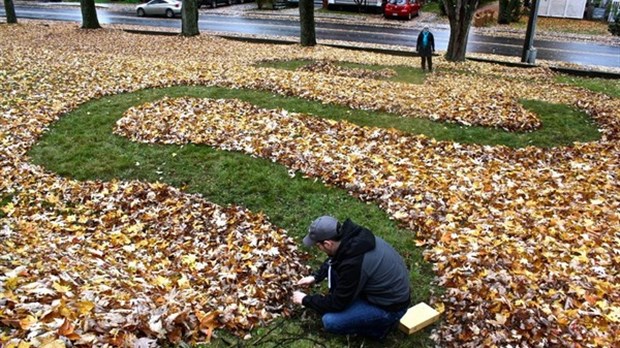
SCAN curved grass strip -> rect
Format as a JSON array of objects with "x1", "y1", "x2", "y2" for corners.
[
  {"x1": 554, "y1": 75, "x2": 620, "y2": 99},
  {"x1": 257, "y1": 60, "x2": 427, "y2": 85},
  {"x1": 28, "y1": 86, "x2": 437, "y2": 347},
  {"x1": 254, "y1": 65, "x2": 601, "y2": 147}
]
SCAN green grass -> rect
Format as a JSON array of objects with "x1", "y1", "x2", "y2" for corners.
[
  {"x1": 421, "y1": 1, "x2": 442, "y2": 15},
  {"x1": 0, "y1": 195, "x2": 12, "y2": 219},
  {"x1": 555, "y1": 75, "x2": 620, "y2": 98},
  {"x1": 423, "y1": 0, "x2": 496, "y2": 15},
  {"x1": 257, "y1": 59, "x2": 428, "y2": 84},
  {"x1": 29, "y1": 86, "x2": 437, "y2": 347},
  {"x1": 255, "y1": 60, "x2": 600, "y2": 148}
]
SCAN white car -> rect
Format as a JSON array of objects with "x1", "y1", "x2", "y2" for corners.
[{"x1": 136, "y1": 0, "x2": 182, "y2": 18}]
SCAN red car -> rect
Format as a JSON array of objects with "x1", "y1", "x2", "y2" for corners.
[{"x1": 384, "y1": 0, "x2": 421, "y2": 20}]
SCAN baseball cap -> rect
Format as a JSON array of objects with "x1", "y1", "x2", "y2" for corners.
[{"x1": 303, "y1": 216, "x2": 340, "y2": 247}]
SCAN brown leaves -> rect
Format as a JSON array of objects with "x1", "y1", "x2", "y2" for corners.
[
  {"x1": 1, "y1": 179, "x2": 309, "y2": 345},
  {"x1": 1, "y1": 21, "x2": 619, "y2": 347},
  {"x1": 296, "y1": 60, "x2": 397, "y2": 80},
  {"x1": 115, "y1": 96, "x2": 620, "y2": 346}
]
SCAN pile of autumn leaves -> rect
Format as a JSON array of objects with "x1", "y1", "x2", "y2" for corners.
[{"x1": 1, "y1": 22, "x2": 619, "y2": 347}]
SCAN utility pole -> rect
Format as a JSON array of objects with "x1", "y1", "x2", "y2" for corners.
[{"x1": 521, "y1": 0, "x2": 540, "y2": 64}]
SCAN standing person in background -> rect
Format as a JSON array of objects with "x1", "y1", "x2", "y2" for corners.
[
  {"x1": 291, "y1": 216, "x2": 411, "y2": 340},
  {"x1": 416, "y1": 26, "x2": 435, "y2": 72}
]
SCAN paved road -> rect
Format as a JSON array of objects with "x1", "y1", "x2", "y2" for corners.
[{"x1": 3, "y1": 5, "x2": 620, "y2": 68}]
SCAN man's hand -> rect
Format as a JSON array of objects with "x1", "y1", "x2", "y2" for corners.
[
  {"x1": 292, "y1": 291, "x2": 307, "y2": 305},
  {"x1": 296, "y1": 276, "x2": 316, "y2": 287}
]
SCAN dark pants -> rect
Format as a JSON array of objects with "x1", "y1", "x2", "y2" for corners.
[
  {"x1": 322, "y1": 299, "x2": 407, "y2": 340},
  {"x1": 421, "y1": 55, "x2": 433, "y2": 71}
]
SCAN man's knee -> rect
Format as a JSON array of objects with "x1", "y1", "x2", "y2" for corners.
[{"x1": 322, "y1": 313, "x2": 340, "y2": 333}]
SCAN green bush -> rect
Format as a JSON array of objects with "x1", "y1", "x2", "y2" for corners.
[
  {"x1": 499, "y1": 0, "x2": 522, "y2": 24},
  {"x1": 510, "y1": 0, "x2": 522, "y2": 22}
]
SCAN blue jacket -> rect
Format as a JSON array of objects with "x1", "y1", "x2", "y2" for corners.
[
  {"x1": 302, "y1": 219, "x2": 411, "y2": 314},
  {"x1": 416, "y1": 31, "x2": 435, "y2": 56}
]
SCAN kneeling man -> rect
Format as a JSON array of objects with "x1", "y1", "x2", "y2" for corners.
[{"x1": 292, "y1": 216, "x2": 411, "y2": 340}]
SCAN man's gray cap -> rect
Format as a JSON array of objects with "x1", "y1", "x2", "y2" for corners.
[{"x1": 303, "y1": 216, "x2": 339, "y2": 247}]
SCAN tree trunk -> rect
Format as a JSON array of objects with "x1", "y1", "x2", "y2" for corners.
[
  {"x1": 498, "y1": 0, "x2": 511, "y2": 23},
  {"x1": 80, "y1": 0, "x2": 101, "y2": 29},
  {"x1": 443, "y1": 0, "x2": 479, "y2": 62},
  {"x1": 299, "y1": 0, "x2": 316, "y2": 46},
  {"x1": 182, "y1": 0, "x2": 200, "y2": 36},
  {"x1": 4, "y1": 0, "x2": 17, "y2": 24}
]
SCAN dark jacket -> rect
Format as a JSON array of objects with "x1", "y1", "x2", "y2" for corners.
[
  {"x1": 302, "y1": 219, "x2": 411, "y2": 314},
  {"x1": 416, "y1": 30, "x2": 435, "y2": 56}
]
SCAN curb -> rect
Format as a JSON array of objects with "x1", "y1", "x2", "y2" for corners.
[{"x1": 548, "y1": 66, "x2": 620, "y2": 80}]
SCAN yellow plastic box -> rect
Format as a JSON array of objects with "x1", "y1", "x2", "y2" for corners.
[{"x1": 398, "y1": 302, "x2": 441, "y2": 335}]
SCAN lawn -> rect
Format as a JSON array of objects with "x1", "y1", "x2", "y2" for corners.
[{"x1": 1, "y1": 22, "x2": 619, "y2": 348}]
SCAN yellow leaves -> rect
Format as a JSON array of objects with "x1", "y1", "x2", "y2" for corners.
[
  {"x1": 2, "y1": 202, "x2": 15, "y2": 215},
  {"x1": 181, "y1": 254, "x2": 198, "y2": 268},
  {"x1": 487, "y1": 312, "x2": 509, "y2": 326},
  {"x1": 177, "y1": 274, "x2": 190, "y2": 288},
  {"x1": 5, "y1": 276, "x2": 21, "y2": 291},
  {"x1": 76, "y1": 300, "x2": 95, "y2": 316},
  {"x1": 40, "y1": 340, "x2": 65, "y2": 348},
  {"x1": 392, "y1": 211, "x2": 409, "y2": 220},
  {"x1": 52, "y1": 282, "x2": 71, "y2": 294},
  {"x1": 19, "y1": 315, "x2": 37, "y2": 330},
  {"x1": 152, "y1": 276, "x2": 172, "y2": 289},
  {"x1": 17, "y1": 342, "x2": 31, "y2": 348},
  {"x1": 126, "y1": 222, "x2": 144, "y2": 234},
  {"x1": 606, "y1": 306, "x2": 620, "y2": 323},
  {"x1": 110, "y1": 231, "x2": 131, "y2": 246}
]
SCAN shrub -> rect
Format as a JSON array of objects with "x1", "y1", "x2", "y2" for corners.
[
  {"x1": 510, "y1": 0, "x2": 522, "y2": 22},
  {"x1": 498, "y1": 0, "x2": 511, "y2": 24},
  {"x1": 499, "y1": 0, "x2": 522, "y2": 24}
]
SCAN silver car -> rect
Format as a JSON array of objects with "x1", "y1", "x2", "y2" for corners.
[{"x1": 136, "y1": 0, "x2": 183, "y2": 18}]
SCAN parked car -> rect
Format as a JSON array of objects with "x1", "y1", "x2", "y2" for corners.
[
  {"x1": 384, "y1": 0, "x2": 421, "y2": 20},
  {"x1": 325, "y1": 0, "x2": 386, "y2": 13},
  {"x1": 198, "y1": 0, "x2": 232, "y2": 8},
  {"x1": 136, "y1": 0, "x2": 182, "y2": 18}
]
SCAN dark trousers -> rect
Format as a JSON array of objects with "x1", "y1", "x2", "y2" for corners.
[
  {"x1": 322, "y1": 299, "x2": 407, "y2": 340},
  {"x1": 420, "y1": 55, "x2": 433, "y2": 71}
]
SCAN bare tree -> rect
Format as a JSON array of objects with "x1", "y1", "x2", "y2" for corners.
[
  {"x1": 442, "y1": 0, "x2": 479, "y2": 61},
  {"x1": 182, "y1": 0, "x2": 200, "y2": 36},
  {"x1": 299, "y1": 0, "x2": 316, "y2": 46},
  {"x1": 80, "y1": 0, "x2": 101, "y2": 29},
  {"x1": 3, "y1": 0, "x2": 17, "y2": 24}
]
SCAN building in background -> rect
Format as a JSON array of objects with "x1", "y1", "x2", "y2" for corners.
[{"x1": 537, "y1": 0, "x2": 587, "y2": 19}]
